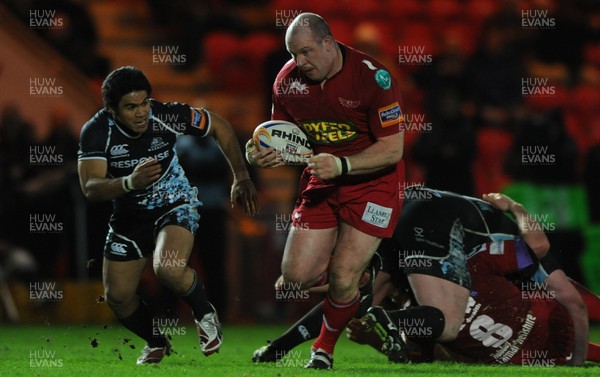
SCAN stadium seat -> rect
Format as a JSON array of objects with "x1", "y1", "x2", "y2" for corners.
[
  {"x1": 473, "y1": 128, "x2": 513, "y2": 195},
  {"x1": 427, "y1": 0, "x2": 465, "y2": 25},
  {"x1": 327, "y1": 18, "x2": 354, "y2": 45},
  {"x1": 202, "y1": 32, "x2": 256, "y2": 91},
  {"x1": 569, "y1": 85, "x2": 600, "y2": 115},
  {"x1": 242, "y1": 32, "x2": 279, "y2": 81},
  {"x1": 584, "y1": 42, "x2": 600, "y2": 68},
  {"x1": 524, "y1": 84, "x2": 569, "y2": 112},
  {"x1": 387, "y1": 0, "x2": 425, "y2": 21},
  {"x1": 346, "y1": 0, "x2": 388, "y2": 22},
  {"x1": 467, "y1": 0, "x2": 499, "y2": 22}
]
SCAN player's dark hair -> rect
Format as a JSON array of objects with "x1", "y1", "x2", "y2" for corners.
[{"x1": 101, "y1": 66, "x2": 152, "y2": 109}]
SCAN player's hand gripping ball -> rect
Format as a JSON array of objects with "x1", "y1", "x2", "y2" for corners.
[{"x1": 251, "y1": 120, "x2": 313, "y2": 165}]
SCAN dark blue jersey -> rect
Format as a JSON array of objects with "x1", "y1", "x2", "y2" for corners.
[
  {"x1": 78, "y1": 100, "x2": 210, "y2": 214},
  {"x1": 394, "y1": 186, "x2": 522, "y2": 253},
  {"x1": 380, "y1": 186, "x2": 526, "y2": 289}
]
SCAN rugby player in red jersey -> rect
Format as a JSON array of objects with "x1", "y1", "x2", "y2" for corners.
[{"x1": 248, "y1": 12, "x2": 406, "y2": 369}]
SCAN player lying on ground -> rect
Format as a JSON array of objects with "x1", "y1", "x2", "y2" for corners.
[
  {"x1": 357, "y1": 239, "x2": 600, "y2": 365},
  {"x1": 252, "y1": 188, "x2": 597, "y2": 365},
  {"x1": 363, "y1": 189, "x2": 592, "y2": 365},
  {"x1": 254, "y1": 239, "x2": 600, "y2": 366}
]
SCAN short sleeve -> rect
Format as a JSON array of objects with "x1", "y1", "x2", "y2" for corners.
[
  {"x1": 366, "y1": 68, "x2": 405, "y2": 139},
  {"x1": 154, "y1": 102, "x2": 211, "y2": 138},
  {"x1": 78, "y1": 117, "x2": 108, "y2": 161}
]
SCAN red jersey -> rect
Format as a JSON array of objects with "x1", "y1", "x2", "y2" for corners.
[
  {"x1": 447, "y1": 241, "x2": 574, "y2": 365},
  {"x1": 272, "y1": 43, "x2": 405, "y2": 237},
  {"x1": 272, "y1": 43, "x2": 404, "y2": 157}
]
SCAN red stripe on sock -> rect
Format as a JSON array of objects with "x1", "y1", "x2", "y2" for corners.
[
  {"x1": 571, "y1": 280, "x2": 600, "y2": 322},
  {"x1": 312, "y1": 294, "x2": 359, "y2": 355},
  {"x1": 587, "y1": 342, "x2": 600, "y2": 362}
]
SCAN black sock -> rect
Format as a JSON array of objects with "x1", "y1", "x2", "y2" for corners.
[
  {"x1": 118, "y1": 301, "x2": 166, "y2": 348},
  {"x1": 270, "y1": 302, "x2": 324, "y2": 354},
  {"x1": 387, "y1": 306, "x2": 445, "y2": 340},
  {"x1": 180, "y1": 270, "x2": 213, "y2": 321},
  {"x1": 355, "y1": 293, "x2": 373, "y2": 318}
]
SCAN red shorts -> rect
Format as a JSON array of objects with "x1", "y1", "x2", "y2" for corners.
[{"x1": 291, "y1": 161, "x2": 404, "y2": 238}]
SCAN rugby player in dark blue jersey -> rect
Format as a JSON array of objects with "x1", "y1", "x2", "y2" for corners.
[{"x1": 78, "y1": 66, "x2": 258, "y2": 364}]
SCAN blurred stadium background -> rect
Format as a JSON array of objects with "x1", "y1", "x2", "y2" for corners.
[{"x1": 0, "y1": 0, "x2": 599, "y2": 326}]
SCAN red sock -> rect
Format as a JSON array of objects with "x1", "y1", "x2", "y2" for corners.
[
  {"x1": 571, "y1": 280, "x2": 600, "y2": 322},
  {"x1": 587, "y1": 342, "x2": 600, "y2": 362},
  {"x1": 312, "y1": 293, "x2": 359, "y2": 355}
]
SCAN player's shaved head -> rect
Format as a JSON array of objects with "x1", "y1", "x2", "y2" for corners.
[
  {"x1": 284, "y1": 12, "x2": 342, "y2": 82},
  {"x1": 286, "y1": 12, "x2": 332, "y2": 44}
]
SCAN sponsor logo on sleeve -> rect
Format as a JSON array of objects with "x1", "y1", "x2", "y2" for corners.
[
  {"x1": 190, "y1": 108, "x2": 207, "y2": 131},
  {"x1": 375, "y1": 69, "x2": 391, "y2": 90},
  {"x1": 378, "y1": 102, "x2": 403, "y2": 128}
]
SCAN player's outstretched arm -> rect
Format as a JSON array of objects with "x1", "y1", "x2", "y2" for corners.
[
  {"x1": 545, "y1": 269, "x2": 589, "y2": 366},
  {"x1": 482, "y1": 193, "x2": 550, "y2": 258},
  {"x1": 207, "y1": 111, "x2": 259, "y2": 216},
  {"x1": 78, "y1": 158, "x2": 161, "y2": 201}
]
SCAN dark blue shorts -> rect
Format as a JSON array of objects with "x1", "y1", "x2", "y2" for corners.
[
  {"x1": 103, "y1": 203, "x2": 200, "y2": 261},
  {"x1": 397, "y1": 218, "x2": 472, "y2": 290}
]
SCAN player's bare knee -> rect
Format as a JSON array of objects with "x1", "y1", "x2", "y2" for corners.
[
  {"x1": 281, "y1": 270, "x2": 306, "y2": 288},
  {"x1": 104, "y1": 289, "x2": 135, "y2": 313},
  {"x1": 154, "y1": 265, "x2": 186, "y2": 290},
  {"x1": 328, "y1": 270, "x2": 359, "y2": 300}
]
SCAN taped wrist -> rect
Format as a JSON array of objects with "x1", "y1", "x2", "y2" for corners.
[
  {"x1": 122, "y1": 175, "x2": 134, "y2": 192},
  {"x1": 340, "y1": 157, "x2": 351, "y2": 175},
  {"x1": 332, "y1": 156, "x2": 352, "y2": 176}
]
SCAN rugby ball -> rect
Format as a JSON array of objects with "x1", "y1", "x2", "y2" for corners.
[{"x1": 252, "y1": 120, "x2": 313, "y2": 165}]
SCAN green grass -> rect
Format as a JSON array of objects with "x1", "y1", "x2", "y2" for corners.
[{"x1": 1, "y1": 324, "x2": 599, "y2": 376}]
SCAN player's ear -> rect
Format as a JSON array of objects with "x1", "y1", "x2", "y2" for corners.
[{"x1": 322, "y1": 35, "x2": 334, "y2": 50}]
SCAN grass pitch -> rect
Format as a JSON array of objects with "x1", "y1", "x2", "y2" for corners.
[{"x1": 2, "y1": 324, "x2": 599, "y2": 376}]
